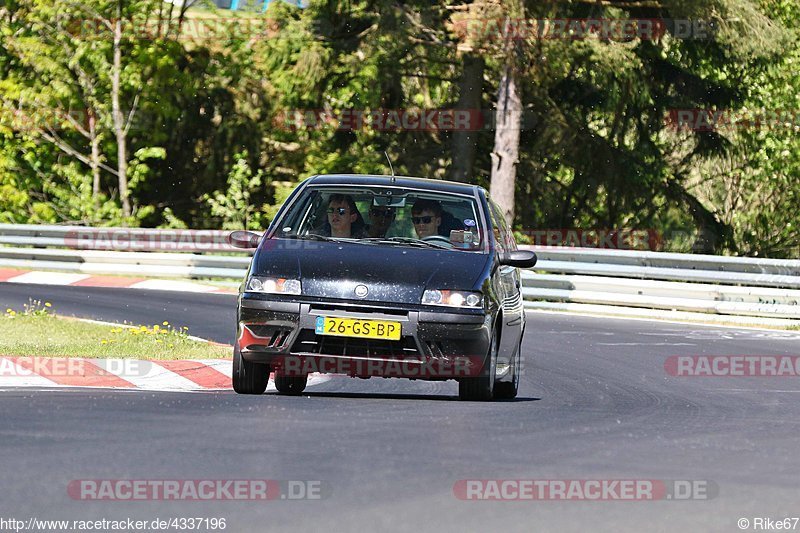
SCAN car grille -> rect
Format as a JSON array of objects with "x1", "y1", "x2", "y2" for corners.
[
  {"x1": 309, "y1": 303, "x2": 410, "y2": 317},
  {"x1": 290, "y1": 330, "x2": 420, "y2": 358}
]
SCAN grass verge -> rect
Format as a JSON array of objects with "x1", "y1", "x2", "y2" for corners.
[{"x1": 1, "y1": 300, "x2": 230, "y2": 359}]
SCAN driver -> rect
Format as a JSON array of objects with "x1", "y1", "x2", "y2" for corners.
[{"x1": 411, "y1": 199, "x2": 442, "y2": 239}]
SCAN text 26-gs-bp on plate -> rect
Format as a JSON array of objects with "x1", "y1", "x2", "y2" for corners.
[{"x1": 228, "y1": 174, "x2": 536, "y2": 400}]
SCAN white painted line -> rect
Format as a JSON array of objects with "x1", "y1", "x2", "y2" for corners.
[
  {"x1": 95, "y1": 359, "x2": 202, "y2": 391},
  {"x1": 595, "y1": 342, "x2": 697, "y2": 346},
  {"x1": 525, "y1": 309, "x2": 800, "y2": 335},
  {"x1": 0, "y1": 355, "x2": 343, "y2": 393},
  {"x1": 306, "y1": 373, "x2": 332, "y2": 388},
  {"x1": 6, "y1": 271, "x2": 90, "y2": 285},
  {"x1": 714, "y1": 389, "x2": 800, "y2": 393},
  {"x1": 0, "y1": 358, "x2": 61, "y2": 387},
  {"x1": 128, "y1": 279, "x2": 218, "y2": 292},
  {"x1": 192, "y1": 358, "x2": 232, "y2": 377}
]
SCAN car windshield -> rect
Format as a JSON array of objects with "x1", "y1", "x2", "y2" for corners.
[{"x1": 272, "y1": 186, "x2": 486, "y2": 252}]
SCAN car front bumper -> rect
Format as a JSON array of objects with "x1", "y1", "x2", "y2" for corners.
[{"x1": 237, "y1": 295, "x2": 492, "y2": 379}]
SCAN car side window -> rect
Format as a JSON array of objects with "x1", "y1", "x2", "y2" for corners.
[
  {"x1": 500, "y1": 211, "x2": 517, "y2": 252},
  {"x1": 488, "y1": 201, "x2": 507, "y2": 254},
  {"x1": 490, "y1": 200, "x2": 518, "y2": 252}
]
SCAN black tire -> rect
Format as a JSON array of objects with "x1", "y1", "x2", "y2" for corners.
[
  {"x1": 494, "y1": 341, "x2": 521, "y2": 400},
  {"x1": 459, "y1": 333, "x2": 497, "y2": 401},
  {"x1": 232, "y1": 342, "x2": 269, "y2": 395},
  {"x1": 274, "y1": 373, "x2": 308, "y2": 395}
]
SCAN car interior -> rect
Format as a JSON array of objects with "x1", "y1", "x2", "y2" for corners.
[{"x1": 284, "y1": 189, "x2": 484, "y2": 250}]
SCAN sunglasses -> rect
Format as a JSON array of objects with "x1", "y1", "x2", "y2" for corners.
[
  {"x1": 412, "y1": 216, "x2": 434, "y2": 224},
  {"x1": 327, "y1": 207, "x2": 349, "y2": 215}
]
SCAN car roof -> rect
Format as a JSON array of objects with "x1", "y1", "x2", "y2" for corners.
[{"x1": 307, "y1": 174, "x2": 484, "y2": 196}]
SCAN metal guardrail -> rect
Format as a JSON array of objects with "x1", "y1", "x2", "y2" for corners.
[
  {"x1": 1, "y1": 225, "x2": 798, "y2": 321},
  {"x1": 516, "y1": 246, "x2": 800, "y2": 321},
  {"x1": 0, "y1": 224, "x2": 246, "y2": 253},
  {"x1": 0, "y1": 247, "x2": 249, "y2": 278},
  {"x1": 523, "y1": 246, "x2": 800, "y2": 288}
]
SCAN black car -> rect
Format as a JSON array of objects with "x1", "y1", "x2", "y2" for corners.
[{"x1": 228, "y1": 174, "x2": 536, "y2": 400}]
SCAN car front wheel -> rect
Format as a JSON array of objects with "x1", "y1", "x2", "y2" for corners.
[
  {"x1": 458, "y1": 333, "x2": 497, "y2": 401},
  {"x1": 494, "y1": 340, "x2": 521, "y2": 399},
  {"x1": 274, "y1": 373, "x2": 308, "y2": 395},
  {"x1": 232, "y1": 341, "x2": 270, "y2": 395}
]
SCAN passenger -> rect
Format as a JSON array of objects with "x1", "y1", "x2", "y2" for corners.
[
  {"x1": 325, "y1": 194, "x2": 366, "y2": 238},
  {"x1": 366, "y1": 206, "x2": 397, "y2": 238},
  {"x1": 411, "y1": 199, "x2": 443, "y2": 239}
]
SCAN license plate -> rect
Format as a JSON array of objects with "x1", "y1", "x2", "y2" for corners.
[{"x1": 315, "y1": 316, "x2": 401, "y2": 341}]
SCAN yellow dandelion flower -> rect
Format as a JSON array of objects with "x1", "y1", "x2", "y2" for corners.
[
  {"x1": 162, "y1": 321, "x2": 169, "y2": 326},
  {"x1": 101, "y1": 340, "x2": 108, "y2": 345},
  {"x1": 44, "y1": 302, "x2": 52, "y2": 307}
]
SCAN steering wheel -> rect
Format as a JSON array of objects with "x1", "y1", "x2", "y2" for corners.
[{"x1": 422, "y1": 235, "x2": 454, "y2": 248}]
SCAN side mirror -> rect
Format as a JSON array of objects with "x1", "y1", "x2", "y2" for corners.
[
  {"x1": 499, "y1": 250, "x2": 537, "y2": 268},
  {"x1": 228, "y1": 230, "x2": 261, "y2": 249}
]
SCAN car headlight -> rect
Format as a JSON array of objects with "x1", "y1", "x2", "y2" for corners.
[
  {"x1": 246, "y1": 276, "x2": 301, "y2": 295},
  {"x1": 422, "y1": 290, "x2": 482, "y2": 308}
]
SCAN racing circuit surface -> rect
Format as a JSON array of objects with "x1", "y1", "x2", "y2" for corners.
[{"x1": 1, "y1": 283, "x2": 800, "y2": 532}]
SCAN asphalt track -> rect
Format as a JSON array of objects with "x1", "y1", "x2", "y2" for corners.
[{"x1": 2, "y1": 283, "x2": 800, "y2": 532}]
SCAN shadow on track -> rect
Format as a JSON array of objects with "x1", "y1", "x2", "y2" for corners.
[{"x1": 262, "y1": 391, "x2": 542, "y2": 402}]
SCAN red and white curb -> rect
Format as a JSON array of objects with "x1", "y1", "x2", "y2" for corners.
[
  {"x1": 0, "y1": 357, "x2": 329, "y2": 392},
  {"x1": 0, "y1": 269, "x2": 236, "y2": 294}
]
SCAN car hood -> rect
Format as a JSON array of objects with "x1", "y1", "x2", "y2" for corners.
[{"x1": 251, "y1": 239, "x2": 491, "y2": 303}]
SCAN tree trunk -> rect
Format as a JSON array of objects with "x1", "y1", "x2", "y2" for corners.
[
  {"x1": 88, "y1": 107, "x2": 101, "y2": 202},
  {"x1": 489, "y1": 62, "x2": 522, "y2": 224},
  {"x1": 111, "y1": 5, "x2": 130, "y2": 219},
  {"x1": 665, "y1": 178, "x2": 733, "y2": 254},
  {"x1": 449, "y1": 53, "x2": 484, "y2": 183}
]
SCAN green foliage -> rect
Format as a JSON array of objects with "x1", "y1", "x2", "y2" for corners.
[
  {"x1": 202, "y1": 151, "x2": 266, "y2": 230},
  {"x1": 262, "y1": 180, "x2": 297, "y2": 225},
  {"x1": 0, "y1": 0, "x2": 797, "y2": 256}
]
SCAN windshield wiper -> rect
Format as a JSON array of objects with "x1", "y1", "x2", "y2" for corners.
[{"x1": 360, "y1": 237, "x2": 450, "y2": 250}]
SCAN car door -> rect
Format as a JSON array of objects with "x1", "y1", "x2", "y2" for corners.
[{"x1": 488, "y1": 200, "x2": 525, "y2": 368}]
